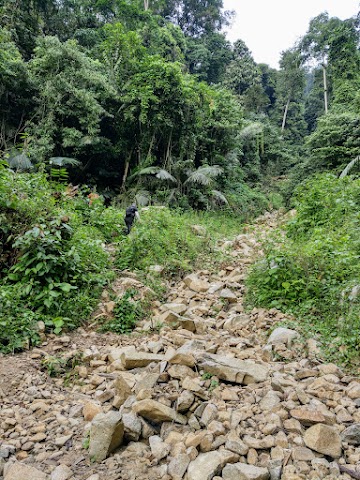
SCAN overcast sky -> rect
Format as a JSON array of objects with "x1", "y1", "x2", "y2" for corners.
[{"x1": 223, "y1": 0, "x2": 359, "y2": 68}]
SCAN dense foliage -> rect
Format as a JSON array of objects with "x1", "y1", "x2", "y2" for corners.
[{"x1": 247, "y1": 174, "x2": 360, "y2": 366}]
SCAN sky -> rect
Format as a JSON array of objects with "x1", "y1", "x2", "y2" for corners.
[{"x1": 223, "y1": 0, "x2": 359, "y2": 68}]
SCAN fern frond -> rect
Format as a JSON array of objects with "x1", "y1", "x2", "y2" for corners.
[
  {"x1": 184, "y1": 165, "x2": 223, "y2": 186},
  {"x1": 211, "y1": 190, "x2": 229, "y2": 204},
  {"x1": 49, "y1": 157, "x2": 81, "y2": 167}
]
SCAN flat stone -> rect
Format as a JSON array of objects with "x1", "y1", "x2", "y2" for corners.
[
  {"x1": 243, "y1": 435, "x2": 275, "y2": 450},
  {"x1": 222, "y1": 462, "x2": 270, "y2": 480},
  {"x1": 89, "y1": 411, "x2": 124, "y2": 462},
  {"x1": 290, "y1": 407, "x2": 326, "y2": 426},
  {"x1": 133, "y1": 399, "x2": 187, "y2": 424},
  {"x1": 4, "y1": 463, "x2": 48, "y2": 480},
  {"x1": 187, "y1": 450, "x2": 238, "y2": 480},
  {"x1": 163, "y1": 303, "x2": 188, "y2": 315},
  {"x1": 121, "y1": 352, "x2": 164, "y2": 369},
  {"x1": 304, "y1": 424, "x2": 341, "y2": 459},
  {"x1": 197, "y1": 353, "x2": 269, "y2": 384},
  {"x1": 112, "y1": 375, "x2": 132, "y2": 407}
]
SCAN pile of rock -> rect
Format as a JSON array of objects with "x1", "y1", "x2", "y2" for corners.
[{"x1": 1, "y1": 212, "x2": 360, "y2": 480}]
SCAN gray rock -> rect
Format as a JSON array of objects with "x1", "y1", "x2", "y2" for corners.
[
  {"x1": 50, "y1": 465, "x2": 73, "y2": 480},
  {"x1": 267, "y1": 328, "x2": 299, "y2": 346},
  {"x1": 4, "y1": 462, "x2": 48, "y2": 480},
  {"x1": 122, "y1": 411, "x2": 142, "y2": 441},
  {"x1": 197, "y1": 353, "x2": 269, "y2": 384},
  {"x1": 89, "y1": 411, "x2": 124, "y2": 462},
  {"x1": 341, "y1": 423, "x2": 360, "y2": 445},
  {"x1": 149, "y1": 435, "x2": 171, "y2": 460},
  {"x1": 222, "y1": 462, "x2": 270, "y2": 480},
  {"x1": 168, "y1": 454, "x2": 190, "y2": 479}
]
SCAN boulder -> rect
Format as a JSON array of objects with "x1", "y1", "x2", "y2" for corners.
[
  {"x1": 219, "y1": 288, "x2": 237, "y2": 303},
  {"x1": 89, "y1": 411, "x2": 124, "y2": 462},
  {"x1": 267, "y1": 328, "x2": 299, "y2": 346},
  {"x1": 163, "y1": 303, "x2": 188, "y2": 315},
  {"x1": 197, "y1": 353, "x2": 269, "y2": 384},
  {"x1": 112, "y1": 375, "x2": 132, "y2": 408},
  {"x1": 168, "y1": 454, "x2": 190, "y2": 479},
  {"x1": 304, "y1": 424, "x2": 342, "y2": 458}
]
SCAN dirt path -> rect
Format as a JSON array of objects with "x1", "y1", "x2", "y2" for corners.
[{"x1": 1, "y1": 211, "x2": 360, "y2": 480}]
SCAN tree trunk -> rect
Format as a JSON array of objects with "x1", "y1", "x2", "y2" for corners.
[
  {"x1": 322, "y1": 63, "x2": 328, "y2": 114},
  {"x1": 281, "y1": 98, "x2": 290, "y2": 132},
  {"x1": 144, "y1": 0, "x2": 149, "y2": 10},
  {"x1": 121, "y1": 151, "x2": 133, "y2": 192}
]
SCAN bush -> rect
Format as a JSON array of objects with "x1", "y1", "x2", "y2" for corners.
[
  {"x1": 116, "y1": 207, "x2": 214, "y2": 276},
  {"x1": 247, "y1": 173, "x2": 360, "y2": 367}
]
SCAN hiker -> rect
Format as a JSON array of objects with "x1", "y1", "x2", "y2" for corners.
[{"x1": 124, "y1": 203, "x2": 140, "y2": 234}]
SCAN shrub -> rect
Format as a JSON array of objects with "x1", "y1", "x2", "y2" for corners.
[{"x1": 246, "y1": 173, "x2": 360, "y2": 366}]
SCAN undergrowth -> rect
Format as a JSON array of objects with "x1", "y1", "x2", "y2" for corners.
[
  {"x1": 246, "y1": 173, "x2": 360, "y2": 369},
  {"x1": 0, "y1": 168, "x2": 246, "y2": 352}
]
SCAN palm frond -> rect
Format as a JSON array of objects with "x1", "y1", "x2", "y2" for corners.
[
  {"x1": 211, "y1": 190, "x2": 229, "y2": 205},
  {"x1": 129, "y1": 166, "x2": 176, "y2": 183},
  {"x1": 339, "y1": 156, "x2": 360, "y2": 178},
  {"x1": 49, "y1": 157, "x2": 81, "y2": 167},
  {"x1": 184, "y1": 165, "x2": 223, "y2": 186},
  {"x1": 7, "y1": 152, "x2": 33, "y2": 171}
]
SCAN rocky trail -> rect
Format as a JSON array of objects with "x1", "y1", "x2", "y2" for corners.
[{"x1": 1, "y1": 212, "x2": 360, "y2": 480}]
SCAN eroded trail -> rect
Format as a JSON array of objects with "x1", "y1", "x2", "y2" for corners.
[{"x1": 1, "y1": 212, "x2": 360, "y2": 480}]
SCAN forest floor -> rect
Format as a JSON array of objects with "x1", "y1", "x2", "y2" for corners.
[{"x1": 1, "y1": 212, "x2": 360, "y2": 480}]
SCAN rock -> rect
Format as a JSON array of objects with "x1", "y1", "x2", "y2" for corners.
[
  {"x1": 122, "y1": 412, "x2": 142, "y2": 441},
  {"x1": 4, "y1": 462, "x2": 48, "y2": 480},
  {"x1": 259, "y1": 391, "x2": 281, "y2": 411},
  {"x1": 341, "y1": 423, "x2": 360, "y2": 445},
  {"x1": 121, "y1": 352, "x2": 164, "y2": 369},
  {"x1": 191, "y1": 225, "x2": 207, "y2": 236},
  {"x1": 183, "y1": 274, "x2": 210, "y2": 293},
  {"x1": 187, "y1": 450, "x2": 238, "y2": 480},
  {"x1": 163, "y1": 303, "x2": 188, "y2": 315},
  {"x1": 222, "y1": 462, "x2": 270, "y2": 480},
  {"x1": 267, "y1": 328, "x2": 299, "y2": 346},
  {"x1": 83, "y1": 402, "x2": 102, "y2": 421},
  {"x1": 219, "y1": 288, "x2": 237, "y2": 303},
  {"x1": 290, "y1": 407, "x2": 326, "y2": 426},
  {"x1": 291, "y1": 447, "x2": 315, "y2": 462},
  {"x1": 347, "y1": 382, "x2": 360, "y2": 399},
  {"x1": 197, "y1": 353, "x2": 269, "y2": 384},
  {"x1": 89, "y1": 411, "x2": 124, "y2": 462},
  {"x1": 112, "y1": 375, "x2": 132, "y2": 408},
  {"x1": 50, "y1": 465, "x2": 73, "y2": 480},
  {"x1": 133, "y1": 399, "x2": 187, "y2": 424},
  {"x1": 176, "y1": 390, "x2": 195, "y2": 412},
  {"x1": 149, "y1": 435, "x2": 171, "y2": 460},
  {"x1": 244, "y1": 435, "x2": 275, "y2": 450},
  {"x1": 303, "y1": 424, "x2": 342, "y2": 458},
  {"x1": 168, "y1": 454, "x2": 190, "y2": 479}
]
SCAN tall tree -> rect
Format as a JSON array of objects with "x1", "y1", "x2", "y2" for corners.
[{"x1": 223, "y1": 40, "x2": 260, "y2": 96}]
